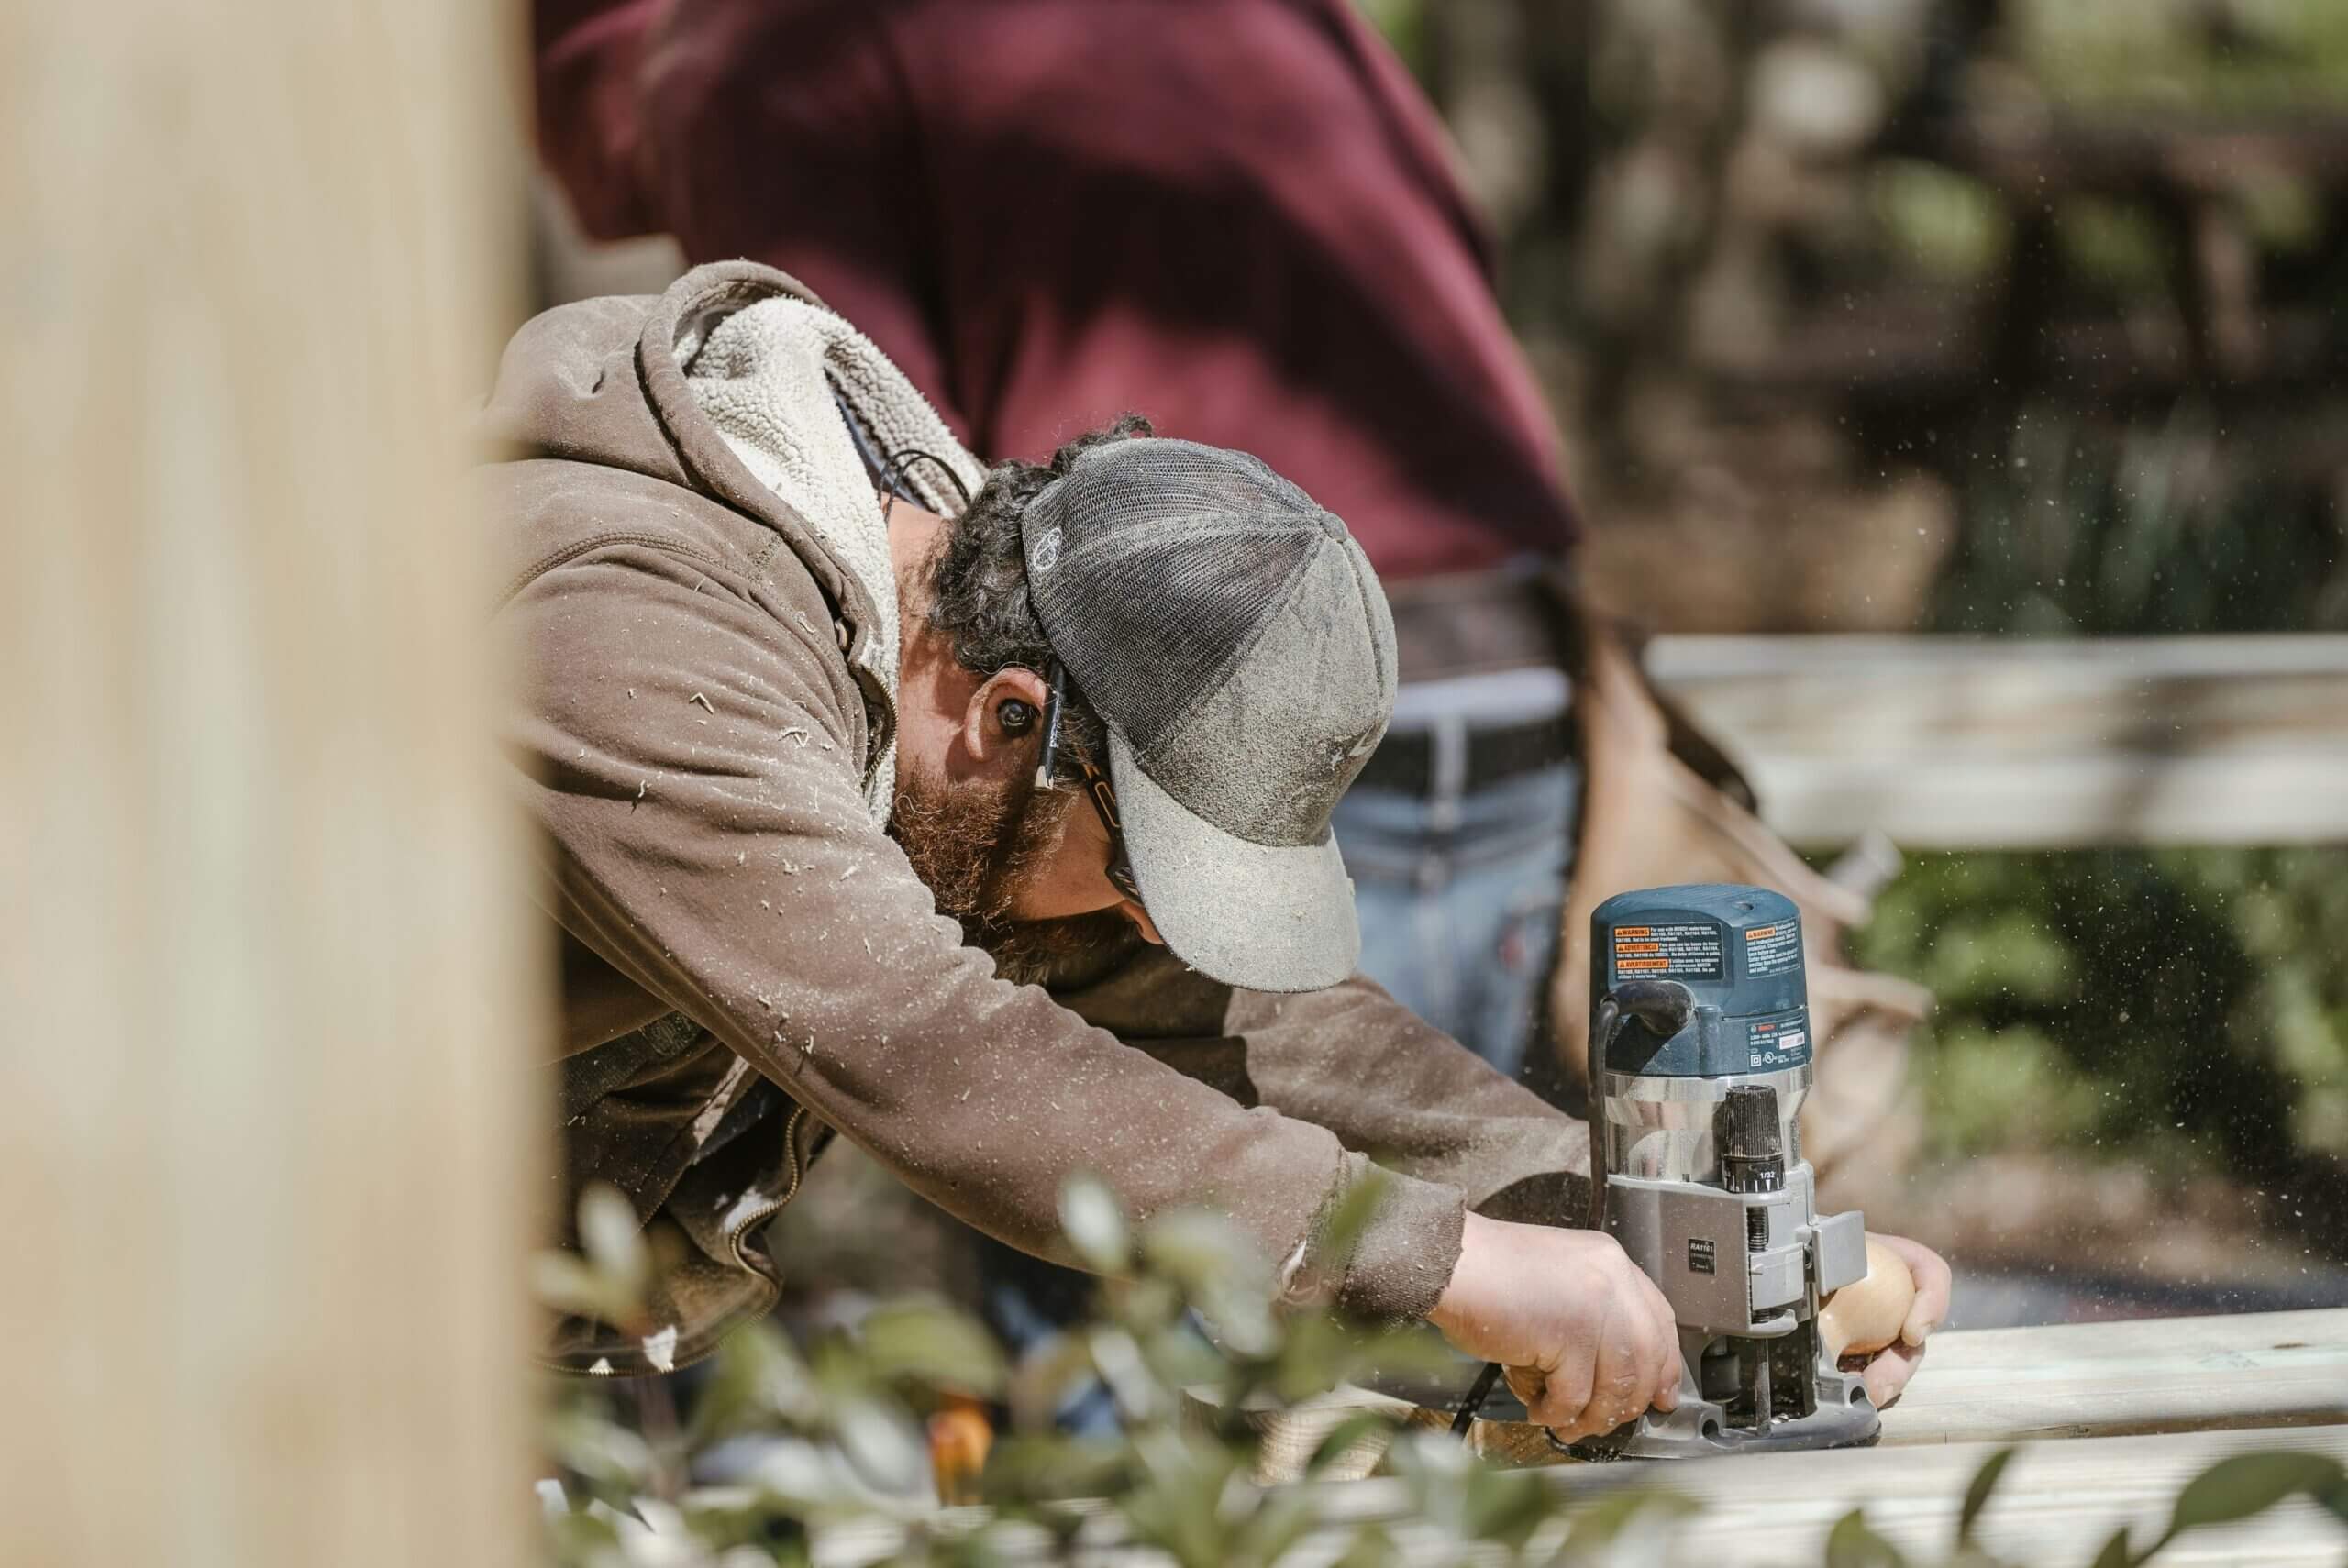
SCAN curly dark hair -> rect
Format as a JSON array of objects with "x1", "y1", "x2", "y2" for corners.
[{"x1": 925, "y1": 414, "x2": 1152, "y2": 781}]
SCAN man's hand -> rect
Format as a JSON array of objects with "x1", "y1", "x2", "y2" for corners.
[
  {"x1": 1426, "y1": 1212, "x2": 1683, "y2": 1441},
  {"x1": 1850, "y1": 1231, "x2": 1951, "y2": 1408}
]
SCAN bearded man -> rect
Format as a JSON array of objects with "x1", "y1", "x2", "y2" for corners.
[{"x1": 489, "y1": 262, "x2": 1947, "y2": 1433}]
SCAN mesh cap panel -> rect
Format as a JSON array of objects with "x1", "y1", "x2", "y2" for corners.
[
  {"x1": 1007, "y1": 436, "x2": 1398, "y2": 991},
  {"x1": 1021, "y1": 441, "x2": 1326, "y2": 752}
]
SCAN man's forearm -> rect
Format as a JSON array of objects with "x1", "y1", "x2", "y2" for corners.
[{"x1": 1041, "y1": 935, "x2": 1591, "y2": 1226}]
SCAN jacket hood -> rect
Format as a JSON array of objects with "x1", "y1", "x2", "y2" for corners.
[{"x1": 480, "y1": 260, "x2": 979, "y2": 690}]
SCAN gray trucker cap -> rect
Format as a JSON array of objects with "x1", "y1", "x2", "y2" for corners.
[{"x1": 1019, "y1": 437, "x2": 1396, "y2": 993}]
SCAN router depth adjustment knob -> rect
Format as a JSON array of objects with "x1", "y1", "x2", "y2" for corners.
[{"x1": 1715, "y1": 1083, "x2": 1786, "y2": 1194}]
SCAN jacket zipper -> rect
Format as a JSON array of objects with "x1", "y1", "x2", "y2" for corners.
[
  {"x1": 725, "y1": 1104, "x2": 811, "y2": 1276},
  {"x1": 579, "y1": 1103, "x2": 811, "y2": 1378}
]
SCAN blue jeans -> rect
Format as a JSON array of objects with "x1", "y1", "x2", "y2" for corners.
[{"x1": 1330, "y1": 759, "x2": 1579, "y2": 1080}]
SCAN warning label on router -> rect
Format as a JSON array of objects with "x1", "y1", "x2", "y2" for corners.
[
  {"x1": 1611, "y1": 921, "x2": 1725, "y2": 980},
  {"x1": 1743, "y1": 920, "x2": 1802, "y2": 979}
]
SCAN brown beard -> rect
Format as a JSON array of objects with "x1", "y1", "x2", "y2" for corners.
[
  {"x1": 980, "y1": 908, "x2": 1140, "y2": 988},
  {"x1": 888, "y1": 767, "x2": 1140, "y2": 987},
  {"x1": 886, "y1": 764, "x2": 1034, "y2": 927}
]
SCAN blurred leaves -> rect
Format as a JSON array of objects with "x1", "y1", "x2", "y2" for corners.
[
  {"x1": 1369, "y1": 0, "x2": 2348, "y2": 646},
  {"x1": 1825, "y1": 1508, "x2": 1909, "y2": 1568},
  {"x1": 537, "y1": 1173, "x2": 2344, "y2": 1566},
  {"x1": 2010, "y1": 0, "x2": 2348, "y2": 112},
  {"x1": 536, "y1": 1183, "x2": 651, "y2": 1329},
  {"x1": 1957, "y1": 1445, "x2": 2021, "y2": 1548},
  {"x1": 1058, "y1": 1175, "x2": 1130, "y2": 1275},
  {"x1": 1855, "y1": 846, "x2": 2348, "y2": 1182},
  {"x1": 858, "y1": 1299, "x2": 1008, "y2": 1401},
  {"x1": 1785, "y1": 1445, "x2": 2342, "y2": 1568},
  {"x1": 2157, "y1": 1451, "x2": 2346, "y2": 1541},
  {"x1": 1873, "y1": 160, "x2": 2010, "y2": 280},
  {"x1": 1929, "y1": 403, "x2": 2348, "y2": 639}
]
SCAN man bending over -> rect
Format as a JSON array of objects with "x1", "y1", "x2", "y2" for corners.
[{"x1": 488, "y1": 261, "x2": 1947, "y2": 1435}]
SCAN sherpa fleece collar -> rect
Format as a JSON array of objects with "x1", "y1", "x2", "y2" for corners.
[{"x1": 636, "y1": 263, "x2": 985, "y2": 823}]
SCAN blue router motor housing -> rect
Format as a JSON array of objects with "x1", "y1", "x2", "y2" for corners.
[{"x1": 1589, "y1": 883, "x2": 1811, "y2": 1078}]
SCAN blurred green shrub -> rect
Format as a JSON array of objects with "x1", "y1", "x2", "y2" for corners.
[
  {"x1": 538, "y1": 1179, "x2": 2348, "y2": 1565},
  {"x1": 1924, "y1": 401, "x2": 2348, "y2": 637},
  {"x1": 2012, "y1": 0, "x2": 2348, "y2": 112},
  {"x1": 1872, "y1": 160, "x2": 2011, "y2": 282},
  {"x1": 1857, "y1": 847, "x2": 2348, "y2": 1172}
]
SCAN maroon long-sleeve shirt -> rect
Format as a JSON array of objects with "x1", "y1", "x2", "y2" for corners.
[{"x1": 536, "y1": 0, "x2": 1578, "y2": 580}]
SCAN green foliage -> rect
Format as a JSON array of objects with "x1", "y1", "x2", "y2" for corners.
[
  {"x1": 2011, "y1": 0, "x2": 2348, "y2": 112},
  {"x1": 1856, "y1": 846, "x2": 2348, "y2": 1173},
  {"x1": 537, "y1": 1186, "x2": 657, "y2": 1329},
  {"x1": 1872, "y1": 161, "x2": 2010, "y2": 282},
  {"x1": 2159, "y1": 1450, "x2": 2345, "y2": 1538},
  {"x1": 537, "y1": 1184, "x2": 2344, "y2": 1566},
  {"x1": 1926, "y1": 400, "x2": 2348, "y2": 637},
  {"x1": 1956, "y1": 1447, "x2": 2020, "y2": 1548},
  {"x1": 2054, "y1": 200, "x2": 2175, "y2": 297},
  {"x1": 1349, "y1": 0, "x2": 1425, "y2": 76},
  {"x1": 1825, "y1": 1508, "x2": 1908, "y2": 1568},
  {"x1": 2062, "y1": 1449, "x2": 2348, "y2": 1568},
  {"x1": 1798, "y1": 1446, "x2": 2348, "y2": 1568}
]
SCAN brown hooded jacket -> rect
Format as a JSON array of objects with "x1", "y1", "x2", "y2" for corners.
[{"x1": 484, "y1": 262, "x2": 1588, "y2": 1375}]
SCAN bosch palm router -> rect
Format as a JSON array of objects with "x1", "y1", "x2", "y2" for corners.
[{"x1": 1458, "y1": 882, "x2": 1881, "y2": 1458}]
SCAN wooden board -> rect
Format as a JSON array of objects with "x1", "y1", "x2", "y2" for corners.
[
  {"x1": 1645, "y1": 634, "x2": 2348, "y2": 848},
  {"x1": 1189, "y1": 1309, "x2": 2348, "y2": 1484},
  {"x1": 816, "y1": 1426, "x2": 2348, "y2": 1567},
  {"x1": 0, "y1": 6, "x2": 536, "y2": 1567},
  {"x1": 1881, "y1": 1309, "x2": 2348, "y2": 1445}
]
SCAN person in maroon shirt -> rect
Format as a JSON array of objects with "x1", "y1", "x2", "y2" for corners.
[
  {"x1": 537, "y1": 0, "x2": 1598, "y2": 1425},
  {"x1": 538, "y1": 0, "x2": 1576, "y2": 580}
]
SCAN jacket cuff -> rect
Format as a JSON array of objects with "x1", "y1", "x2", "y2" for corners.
[{"x1": 1324, "y1": 1158, "x2": 1468, "y2": 1324}]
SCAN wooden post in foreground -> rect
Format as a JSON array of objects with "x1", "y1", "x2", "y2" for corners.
[{"x1": 0, "y1": 6, "x2": 537, "y2": 1564}]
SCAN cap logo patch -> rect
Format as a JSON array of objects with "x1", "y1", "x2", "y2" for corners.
[{"x1": 1031, "y1": 526, "x2": 1063, "y2": 574}]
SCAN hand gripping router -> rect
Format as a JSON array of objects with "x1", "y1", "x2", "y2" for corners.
[{"x1": 1458, "y1": 882, "x2": 1880, "y2": 1458}]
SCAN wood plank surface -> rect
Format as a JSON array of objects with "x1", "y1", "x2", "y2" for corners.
[
  {"x1": 1645, "y1": 634, "x2": 2348, "y2": 848},
  {"x1": 0, "y1": 6, "x2": 535, "y2": 1567},
  {"x1": 1882, "y1": 1309, "x2": 2348, "y2": 1445},
  {"x1": 816, "y1": 1426, "x2": 2348, "y2": 1567},
  {"x1": 1191, "y1": 1309, "x2": 2348, "y2": 1483}
]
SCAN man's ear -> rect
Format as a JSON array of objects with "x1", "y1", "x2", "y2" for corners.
[{"x1": 959, "y1": 667, "x2": 1053, "y2": 768}]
